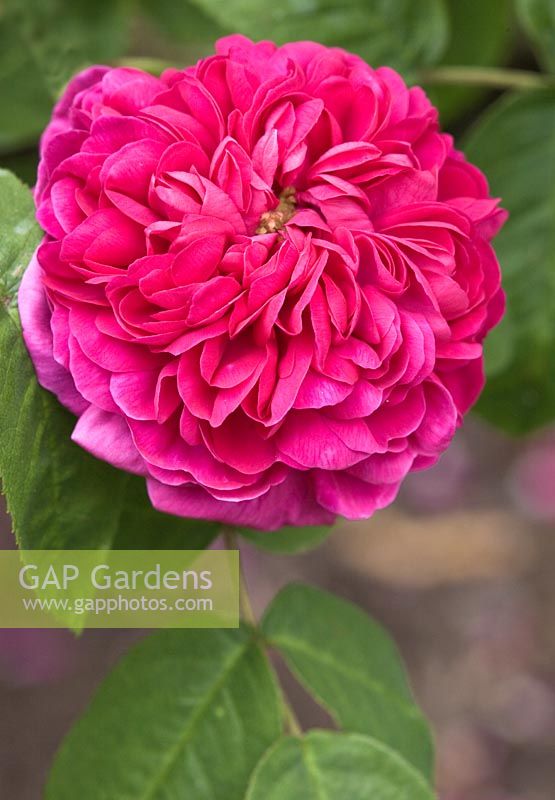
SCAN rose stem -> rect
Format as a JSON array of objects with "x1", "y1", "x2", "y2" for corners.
[{"x1": 222, "y1": 527, "x2": 302, "y2": 736}]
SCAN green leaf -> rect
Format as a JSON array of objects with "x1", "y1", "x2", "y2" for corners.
[
  {"x1": 246, "y1": 731, "x2": 435, "y2": 799},
  {"x1": 262, "y1": 584, "x2": 434, "y2": 780},
  {"x1": 0, "y1": 169, "x2": 42, "y2": 322},
  {"x1": 47, "y1": 627, "x2": 282, "y2": 800},
  {"x1": 0, "y1": 170, "x2": 216, "y2": 551},
  {"x1": 189, "y1": 0, "x2": 449, "y2": 74},
  {"x1": 0, "y1": 0, "x2": 128, "y2": 153},
  {"x1": 427, "y1": 0, "x2": 514, "y2": 125},
  {"x1": 239, "y1": 524, "x2": 333, "y2": 554},
  {"x1": 464, "y1": 91, "x2": 555, "y2": 434},
  {"x1": 517, "y1": 0, "x2": 555, "y2": 72}
]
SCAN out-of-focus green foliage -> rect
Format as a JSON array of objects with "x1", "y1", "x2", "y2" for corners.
[
  {"x1": 0, "y1": 0, "x2": 128, "y2": 152},
  {"x1": 516, "y1": 0, "x2": 555, "y2": 72},
  {"x1": 189, "y1": 0, "x2": 449, "y2": 73},
  {"x1": 0, "y1": 149, "x2": 39, "y2": 187},
  {"x1": 140, "y1": 0, "x2": 224, "y2": 46},
  {"x1": 427, "y1": 0, "x2": 515, "y2": 124},
  {"x1": 465, "y1": 91, "x2": 555, "y2": 434}
]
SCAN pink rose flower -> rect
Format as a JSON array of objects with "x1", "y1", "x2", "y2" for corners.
[{"x1": 19, "y1": 36, "x2": 507, "y2": 530}]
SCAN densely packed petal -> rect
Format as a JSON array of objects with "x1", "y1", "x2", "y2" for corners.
[{"x1": 20, "y1": 36, "x2": 507, "y2": 530}]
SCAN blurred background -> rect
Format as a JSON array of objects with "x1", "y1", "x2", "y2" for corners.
[{"x1": 1, "y1": 0, "x2": 554, "y2": 798}]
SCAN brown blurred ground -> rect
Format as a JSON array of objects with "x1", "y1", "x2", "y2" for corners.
[{"x1": 1, "y1": 416, "x2": 554, "y2": 799}]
